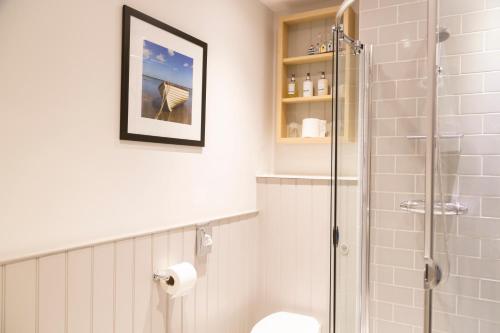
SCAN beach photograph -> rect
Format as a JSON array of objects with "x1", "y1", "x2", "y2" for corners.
[{"x1": 141, "y1": 39, "x2": 193, "y2": 125}]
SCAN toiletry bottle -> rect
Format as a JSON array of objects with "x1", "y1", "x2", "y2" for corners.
[
  {"x1": 327, "y1": 40, "x2": 334, "y2": 52},
  {"x1": 320, "y1": 42, "x2": 327, "y2": 53},
  {"x1": 288, "y1": 74, "x2": 298, "y2": 97},
  {"x1": 303, "y1": 73, "x2": 313, "y2": 97},
  {"x1": 314, "y1": 43, "x2": 320, "y2": 54},
  {"x1": 307, "y1": 44, "x2": 315, "y2": 55},
  {"x1": 317, "y1": 72, "x2": 329, "y2": 96}
]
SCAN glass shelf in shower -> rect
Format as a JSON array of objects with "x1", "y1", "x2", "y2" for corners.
[
  {"x1": 405, "y1": 134, "x2": 464, "y2": 140},
  {"x1": 399, "y1": 199, "x2": 468, "y2": 215}
]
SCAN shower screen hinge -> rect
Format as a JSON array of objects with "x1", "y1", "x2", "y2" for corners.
[{"x1": 333, "y1": 226, "x2": 340, "y2": 247}]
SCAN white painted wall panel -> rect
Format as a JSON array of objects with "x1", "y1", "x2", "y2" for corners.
[
  {"x1": 133, "y1": 236, "x2": 152, "y2": 333},
  {"x1": 92, "y1": 243, "x2": 114, "y2": 333},
  {"x1": 67, "y1": 249, "x2": 92, "y2": 333},
  {"x1": 0, "y1": 190, "x2": 327, "y2": 333},
  {"x1": 295, "y1": 179, "x2": 314, "y2": 314},
  {"x1": 256, "y1": 177, "x2": 335, "y2": 332},
  {"x1": 182, "y1": 228, "x2": 196, "y2": 333},
  {"x1": 38, "y1": 254, "x2": 65, "y2": 333},
  {"x1": 151, "y1": 233, "x2": 168, "y2": 333},
  {"x1": 206, "y1": 222, "x2": 220, "y2": 333},
  {"x1": 4, "y1": 260, "x2": 37, "y2": 333},
  {"x1": 115, "y1": 239, "x2": 134, "y2": 333},
  {"x1": 167, "y1": 230, "x2": 183, "y2": 333},
  {"x1": 0, "y1": 266, "x2": 3, "y2": 333},
  {"x1": 311, "y1": 181, "x2": 331, "y2": 333}
]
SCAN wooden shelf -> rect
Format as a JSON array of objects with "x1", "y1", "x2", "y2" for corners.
[
  {"x1": 275, "y1": 5, "x2": 356, "y2": 145},
  {"x1": 277, "y1": 137, "x2": 331, "y2": 144},
  {"x1": 282, "y1": 95, "x2": 332, "y2": 104},
  {"x1": 283, "y1": 52, "x2": 333, "y2": 65}
]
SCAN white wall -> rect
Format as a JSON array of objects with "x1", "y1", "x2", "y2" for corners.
[{"x1": 0, "y1": 0, "x2": 274, "y2": 261}]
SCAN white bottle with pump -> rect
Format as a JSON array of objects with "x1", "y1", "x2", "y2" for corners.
[
  {"x1": 317, "y1": 72, "x2": 329, "y2": 96},
  {"x1": 303, "y1": 73, "x2": 313, "y2": 97}
]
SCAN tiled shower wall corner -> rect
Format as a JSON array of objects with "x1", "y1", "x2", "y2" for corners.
[
  {"x1": 361, "y1": 0, "x2": 500, "y2": 332},
  {"x1": 0, "y1": 214, "x2": 260, "y2": 333}
]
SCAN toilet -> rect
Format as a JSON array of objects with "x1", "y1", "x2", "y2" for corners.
[{"x1": 251, "y1": 312, "x2": 321, "y2": 333}]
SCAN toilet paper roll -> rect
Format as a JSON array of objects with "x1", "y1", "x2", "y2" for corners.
[
  {"x1": 302, "y1": 118, "x2": 320, "y2": 137},
  {"x1": 159, "y1": 262, "x2": 197, "y2": 298},
  {"x1": 302, "y1": 118, "x2": 326, "y2": 138}
]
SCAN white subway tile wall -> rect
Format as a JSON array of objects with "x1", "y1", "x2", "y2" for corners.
[{"x1": 361, "y1": 0, "x2": 500, "y2": 332}]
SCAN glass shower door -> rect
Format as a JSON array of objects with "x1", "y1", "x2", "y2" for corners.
[
  {"x1": 331, "y1": 20, "x2": 370, "y2": 333},
  {"x1": 429, "y1": 0, "x2": 500, "y2": 332}
]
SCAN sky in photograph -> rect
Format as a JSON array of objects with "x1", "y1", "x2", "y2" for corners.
[{"x1": 142, "y1": 39, "x2": 193, "y2": 89}]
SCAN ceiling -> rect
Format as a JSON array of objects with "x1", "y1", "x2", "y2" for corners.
[{"x1": 259, "y1": 0, "x2": 342, "y2": 12}]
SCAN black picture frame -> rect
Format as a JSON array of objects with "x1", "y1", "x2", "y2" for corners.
[{"x1": 120, "y1": 5, "x2": 207, "y2": 147}]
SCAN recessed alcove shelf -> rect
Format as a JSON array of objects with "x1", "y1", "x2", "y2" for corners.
[
  {"x1": 283, "y1": 52, "x2": 333, "y2": 65},
  {"x1": 282, "y1": 95, "x2": 333, "y2": 104},
  {"x1": 275, "y1": 5, "x2": 356, "y2": 144}
]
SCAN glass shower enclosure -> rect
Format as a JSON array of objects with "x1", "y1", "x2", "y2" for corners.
[{"x1": 345, "y1": 0, "x2": 500, "y2": 333}]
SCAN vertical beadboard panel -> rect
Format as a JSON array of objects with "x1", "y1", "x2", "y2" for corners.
[
  {"x1": 194, "y1": 231, "x2": 208, "y2": 333},
  {"x1": 67, "y1": 248, "x2": 92, "y2": 333},
  {"x1": 4, "y1": 260, "x2": 37, "y2": 333},
  {"x1": 335, "y1": 184, "x2": 359, "y2": 333},
  {"x1": 255, "y1": 179, "x2": 267, "y2": 321},
  {"x1": 115, "y1": 239, "x2": 134, "y2": 333},
  {"x1": 206, "y1": 222, "x2": 219, "y2": 333},
  {"x1": 280, "y1": 179, "x2": 298, "y2": 310},
  {"x1": 0, "y1": 265, "x2": 3, "y2": 333},
  {"x1": 167, "y1": 229, "x2": 183, "y2": 333},
  {"x1": 229, "y1": 217, "x2": 244, "y2": 333},
  {"x1": 133, "y1": 236, "x2": 152, "y2": 333},
  {"x1": 217, "y1": 220, "x2": 231, "y2": 333},
  {"x1": 151, "y1": 232, "x2": 168, "y2": 333},
  {"x1": 182, "y1": 227, "x2": 196, "y2": 333},
  {"x1": 311, "y1": 180, "x2": 331, "y2": 333},
  {"x1": 240, "y1": 216, "x2": 251, "y2": 332},
  {"x1": 38, "y1": 254, "x2": 65, "y2": 333},
  {"x1": 92, "y1": 243, "x2": 114, "y2": 333},
  {"x1": 265, "y1": 178, "x2": 282, "y2": 313},
  {"x1": 257, "y1": 178, "x2": 332, "y2": 330},
  {"x1": 248, "y1": 214, "x2": 260, "y2": 327},
  {"x1": 295, "y1": 179, "x2": 314, "y2": 314},
  {"x1": 0, "y1": 212, "x2": 261, "y2": 333}
]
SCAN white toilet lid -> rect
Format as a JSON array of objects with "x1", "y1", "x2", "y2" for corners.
[{"x1": 251, "y1": 312, "x2": 321, "y2": 333}]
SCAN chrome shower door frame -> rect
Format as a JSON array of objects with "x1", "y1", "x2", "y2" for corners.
[{"x1": 423, "y1": 1, "x2": 439, "y2": 333}]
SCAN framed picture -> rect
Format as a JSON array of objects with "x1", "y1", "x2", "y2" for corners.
[{"x1": 120, "y1": 5, "x2": 207, "y2": 146}]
